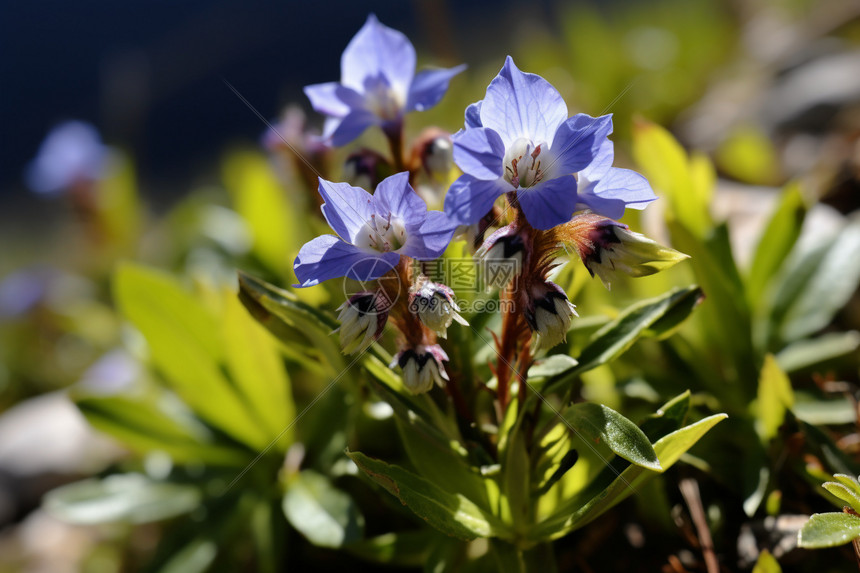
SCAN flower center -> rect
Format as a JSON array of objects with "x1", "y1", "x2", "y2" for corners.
[
  {"x1": 503, "y1": 138, "x2": 549, "y2": 189},
  {"x1": 364, "y1": 75, "x2": 404, "y2": 122},
  {"x1": 354, "y1": 213, "x2": 407, "y2": 253}
]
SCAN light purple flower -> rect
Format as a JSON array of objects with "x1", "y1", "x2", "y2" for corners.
[
  {"x1": 304, "y1": 14, "x2": 466, "y2": 146},
  {"x1": 444, "y1": 57, "x2": 656, "y2": 230},
  {"x1": 26, "y1": 121, "x2": 110, "y2": 195},
  {"x1": 294, "y1": 172, "x2": 456, "y2": 287}
]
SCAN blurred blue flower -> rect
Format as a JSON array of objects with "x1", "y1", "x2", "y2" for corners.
[
  {"x1": 444, "y1": 57, "x2": 656, "y2": 230},
  {"x1": 294, "y1": 172, "x2": 455, "y2": 286},
  {"x1": 0, "y1": 268, "x2": 55, "y2": 318},
  {"x1": 304, "y1": 14, "x2": 466, "y2": 147},
  {"x1": 25, "y1": 121, "x2": 110, "y2": 195}
]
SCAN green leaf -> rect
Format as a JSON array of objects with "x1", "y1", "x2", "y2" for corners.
[
  {"x1": 533, "y1": 414, "x2": 726, "y2": 541},
  {"x1": 752, "y1": 549, "x2": 782, "y2": 573},
  {"x1": 563, "y1": 403, "x2": 661, "y2": 471},
  {"x1": 639, "y1": 390, "x2": 692, "y2": 442},
  {"x1": 715, "y1": 125, "x2": 780, "y2": 186},
  {"x1": 114, "y1": 263, "x2": 268, "y2": 449},
  {"x1": 157, "y1": 539, "x2": 218, "y2": 573},
  {"x1": 632, "y1": 120, "x2": 712, "y2": 236},
  {"x1": 798, "y1": 512, "x2": 860, "y2": 548},
  {"x1": 822, "y1": 482, "x2": 860, "y2": 514},
  {"x1": 527, "y1": 355, "x2": 578, "y2": 382},
  {"x1": 221, "y1": 292, "x2": 294, "y2": 450},
  {"x1": 282, "y1": 470, "x2": 365, "y2": 548},
  {"x1": 747, "y1": 183, "x2": 806, "y2": 308},
  {"x1": 345, "y1": 530, "x2": 436, "y2": 567},
  {"x1": 769, "y1": 218, "x2": 860, "y2": 344},
  {"x1": 776, "y1": 331, "x2": 860, "y2": 373},
  {"x1": 44, "y1": 474, "x2": 201, "y2": 525},
  {"x1": 543, "y1": 286, "x2": 703, "y2": 394},
  {"x1": 75, "y1": 394, "x2": 249, "y2": 466},
  {"x1": 347, "y1": 450, "x2": 507, "y2": 540},
  {"x1": 237, "y1": 271, "x2": 344, "y2": 377},
  {"x1": 222, "y1": 151, "x2": 298, "y2": 276},
  {"x1": 756, "y1": 354, "x2": 794, "y2": 441}
]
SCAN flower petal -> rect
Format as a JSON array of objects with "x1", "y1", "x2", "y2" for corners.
[
  {"x1": 452, "y1": 127, "x2": 505, "y2": 180},
  {"x1": 303, "y1": 82, "x2": 363, "y2": 118},
  {"x1": 317, "y1": 178, "x2": 374, "y2": 242},
  {"x1": 327, "y1": 109, "x2": 378, "y2": 147},
  {"x1": 402, "y1": 210, "x2": 458, "y2": 259},
  {"x1": 479, "y1": 56, "x2": 568, "y2": 147},
  {"x1": 580, "y1": 139, "x2": 615, "y2": 182},
  {"x1": 373, "y1": 172, "x2": 427, "y2": 228},
  {"x1": 443, "y1": 174, "x2": 506, "y2": 225},
  {"x1": 579, "y1": 167, "x2": 657, "y2": 219},
  {"x1": 517, "y1": 174, "x2": 578, "y2": 230},
  {"x1": 341, "y1": 14, "x2": 415, "y2": 98},
  {"x1": 406, "y1": 64, "x2": 466, "y2": 112},
  {"x1": 294, "y1": 235, "x2": 398, "y2": 286},
  {"x1": 550, "y1": 113, "x2": 613, "y2": 176},
  {"x1": 465, "y1": 101, "x2": 483, "y2": 128}
]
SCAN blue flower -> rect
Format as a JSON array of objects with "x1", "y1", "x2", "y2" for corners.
[
  {"x1": 294, "y1": 172, "x2": 456, "y2": 287},
  {"x1": 26, "y1": 121, "x2": 110, "y2": 195},
  {"x1": 304, "y1": 14, "x2": 466, "y2": 147},
  {"x1": 444, "y1": 57, "x2": 656, "y2": 230}
]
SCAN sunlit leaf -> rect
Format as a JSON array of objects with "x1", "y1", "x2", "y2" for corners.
[
  {"x1": 632, "y1": 119, "x2": 712, "y2": 235},
  {"x1": 45, "y1": 474, "x2": 200, "y2": 525},
  {"x1": 283, "y1": 470, "x2": 364, "y2": 548},
  {"x1": 75, "y1": 394, "x2": 249, "y2": 466},
  {"x1": 747, "y1": 182, "x2": 806, "y2": 308},
  {"x1": 752, "y1": 549, "x2": 782, "y2": 573},
  {"x1": 114, "y1": 263, "x2": 268, "y2": 449},
  {"x1": 347, "y1": 450, "x2": 507, "y2": 540},
  {"x1": 534, "y1": 413, "x2": 727, "y2": 541},
  {"x1": 543, "y1": 286, "x2": 703, "y2": 394},
  {"x1": 797, "y1": 512, "x2": 860, "y2": 548},
  {"x1": 221, "y1": 292, "x2": 294, "y2": 450},
  {"x1": 756, "y1": 354, "x2": 794, "y2": 441},
  {"x1": 564, "y1": 403, "x2": 661, "y2": 470}
]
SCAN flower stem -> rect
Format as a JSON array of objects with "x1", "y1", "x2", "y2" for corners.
[{"x1": 384, "y1": 121, "x2": 405, "y2": 172}]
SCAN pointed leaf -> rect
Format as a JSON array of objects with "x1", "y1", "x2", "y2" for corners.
[
  {"x1": 544, "y1": 286, "x2": 703, "y2": 394},
  {"x1": 114, "y1": 263, "x2": 268, "y2": 449},
  {"x1": 347, "y1": 450, "x2": 507, "y2": 540},
  {"x1": 564, "y1": 403, "x2": 661, "y2": 470},
  {"x1": 756, "y1": 354, "x2": 794, "y2": 441}
]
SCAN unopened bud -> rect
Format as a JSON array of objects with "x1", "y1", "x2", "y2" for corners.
[
  {"x1": 391, "y1": 344, "x2": 450, "y2": 394},
  {"x1": 409, "y1": 281, "x2": 468, "y2": 338},
  {"x1": 562, "y1": 213, "x2": 689, "y2": 289},
  {"x1": 335, "y1": 292, "x2": 389, "y2": 354},
  {"x1": 475, "y1": 224, "x2": 525, "y2": 289},
  {"x1": 343, "y1": 148, "x2": 392, "y2": 191},
  {"x1": 525, "y1": 281, "x2": 577, "y2": 351}
]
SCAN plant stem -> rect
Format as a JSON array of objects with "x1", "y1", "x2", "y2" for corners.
[{"x1": 384, "y1": 121, "x2": 405, "y2": 172}]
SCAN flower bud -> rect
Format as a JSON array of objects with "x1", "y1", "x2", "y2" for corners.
[
  {"x1": 409, "y1": 281, "x2": 468, "y2": 338},
  {"x1": 525, "y1": 281, "x2": 577, "y2": 351},
  {"x1": 335, "y1": 292, "x2": 389, "y2": 354},
  {"x1": 342, "y1": 148, "x2": 392, "y2": 191},
  {"x1": 475, "y1": 224, "x2": 525, "y2": 289},
  {"x1": 391, "y1": 344, "x2": 450, "y2": 394},
  {"x1": 563, "y1": 214, "x2": 689, "y2": 288}
]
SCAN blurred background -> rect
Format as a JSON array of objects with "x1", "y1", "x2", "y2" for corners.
[{"x1": 2, "y1": 0, "x2": 860, "y2": 570}]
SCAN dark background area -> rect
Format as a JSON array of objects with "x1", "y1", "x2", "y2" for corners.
[{"x1": 0, "y1": 0, "x2": 559, "y2": 205}]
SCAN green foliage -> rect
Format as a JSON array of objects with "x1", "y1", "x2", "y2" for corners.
[{"x1": 798, "y1": 512, "x2": 860, "y2": 548}]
